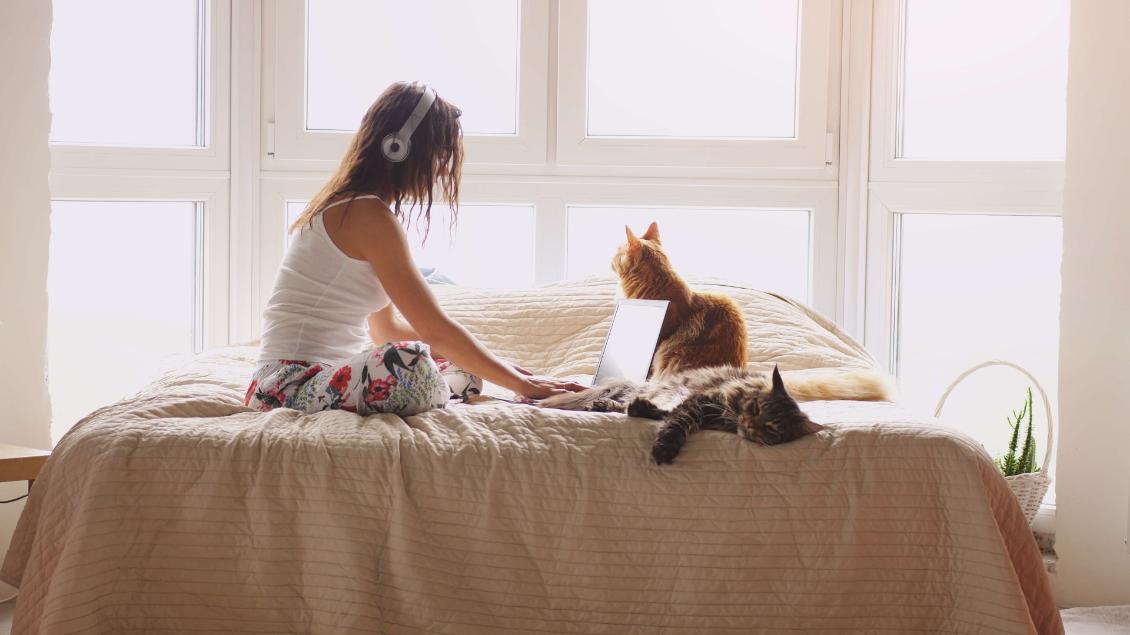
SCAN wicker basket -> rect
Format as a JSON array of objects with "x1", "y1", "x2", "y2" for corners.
[{"x1": 933, "y1": 360, "x2": 1053, "y2": 524}]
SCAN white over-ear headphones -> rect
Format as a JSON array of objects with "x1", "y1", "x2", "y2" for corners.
[{"x1": 381, "y1": 86, "x2": 438, "y2": 163}]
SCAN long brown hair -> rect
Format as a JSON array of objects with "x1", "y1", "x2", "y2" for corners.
[{"x1": 290, "y1": 82, "x2": 463, "y2": 241}]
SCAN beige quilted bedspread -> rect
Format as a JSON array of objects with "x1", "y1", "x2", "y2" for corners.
[{"x1": 2, "y1": 279, "x2": 1060, "y2": 634}]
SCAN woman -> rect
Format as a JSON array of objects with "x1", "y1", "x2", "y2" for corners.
[{"x1": 246, "y1": 82, "x2": 583, "y2": 415}]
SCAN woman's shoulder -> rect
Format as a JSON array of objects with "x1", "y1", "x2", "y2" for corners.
[
  {"x1": 324, "y1": 192, "x2": 393, "y2": 214},
  {"x1": 339, "y1": 195, "x2": 400, "y2": 233},
  {"x1": 322, "y1": 194, "x2": 406, "y2": 258}
]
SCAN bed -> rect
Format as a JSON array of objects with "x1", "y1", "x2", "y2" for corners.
[{"x1": 2, "y1": 278, "x2": 1061, "y2": 634}]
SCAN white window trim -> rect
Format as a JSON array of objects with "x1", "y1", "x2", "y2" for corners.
[
  {"x1": 48, "y1": 171, "x2": 231, "y2": 350},
  {"x1": 862, "y1": 0, "x2": 1065, "y2": 526},
  {"x1": 49, "y1": 0, "x2": 233, "y2": 172},
  {"x1": 555, "y1": 0, "x2": 837, "y2": 178},
  {"x1": 262, "y1": 0, "x2": 550, "y2": 172},
  {"x1": 47, "y1": 0, "x2": 236, "y2": 352},
  {"x1": 868, "y1": 0, "x2": 1065, "y2": 184},
  {"x1": 862, "y1": 181, "x2": 1064, "y2": 373}
]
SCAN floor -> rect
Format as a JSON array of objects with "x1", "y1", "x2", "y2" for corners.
[
  {"x1": 0, "y1": 600, "x2": 11, "y2": 634},
  {"x1": 0, "y1": 599, "x2": 1125, "y2": 633},
  {"x1": 1062, "y1": 606, "x2": 1130, "y2": 634}
]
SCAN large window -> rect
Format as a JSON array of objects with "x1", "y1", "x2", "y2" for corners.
[
  {"x1": 555, "y1": 0, "x2": 833, "y2": 169},
  {"x1": 47, "y1": 201, "x2": 202, "y2": 436},
  {"x1": 897, "y1": 0, "x2": 1069, "y2": 161},
  {"x1": 47, "y1": 0, "x2": 231, "y2": 440},
  {"x1": 261, "y1": 0, "x2": 841, "y2": 314},
  {"x1": 50, "y1": 0, "x2": 205, "y2": 148},
  {"x1": 867, "y1": 0, "x2": 1068, "y2": 494}
]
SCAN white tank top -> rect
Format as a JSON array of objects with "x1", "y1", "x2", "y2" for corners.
[{"x1": 258, "y1": 195, "x2": 392, "y2": 365}]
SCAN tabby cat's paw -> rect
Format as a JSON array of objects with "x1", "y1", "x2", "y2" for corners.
[
  {"x1": 590, "y1": 398, "x2": 625, "y2": 413},
  {"x1": 651, "y1": 428, "x2": 687, "y2": 465},
  {"x1": 627, "y1": 398, "x2": 664, "y2": 419}
]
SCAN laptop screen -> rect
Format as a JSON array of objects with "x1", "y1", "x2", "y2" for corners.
[{"x1": 593, "y1": 299, "x2": 669, "y2": 385}]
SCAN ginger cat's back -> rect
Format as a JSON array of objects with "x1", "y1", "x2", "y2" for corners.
[{"x1": 613, "y1": 222, "x2": 747, "y2": 378}]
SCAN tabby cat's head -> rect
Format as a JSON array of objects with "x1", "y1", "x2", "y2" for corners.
[
  {"x1": 611, "y1": 222, "x2": 671, "y2": 278},
  {"x1": 733, "y1": 367, "x2": 824, "y2": 445}
]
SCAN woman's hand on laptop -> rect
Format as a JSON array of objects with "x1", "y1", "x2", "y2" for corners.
[{"x1": 515, "y1": 375, "x2": 587, "y2": 399}]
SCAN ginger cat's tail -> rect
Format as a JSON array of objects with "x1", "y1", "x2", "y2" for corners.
[{"x1": 781, "y1": 369, "x2": 894, "y2": 402}]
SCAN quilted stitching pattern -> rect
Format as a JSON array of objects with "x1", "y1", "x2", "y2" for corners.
[
  {"x1": 0, "y1": 280, "x2": 1060, "y2": 634},
  {"x1": 431, "y1": 277, "x2": 876, "y2": 378}
]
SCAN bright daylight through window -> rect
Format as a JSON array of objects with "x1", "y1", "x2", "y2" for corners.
[
  {"x1": 566, "y1": 206, "x2": 810, "y2": 302},
  {"x1": 49, "y1": 0, "x2": 204, "y2": 147},
  {"x1": 305, "y1": 0, "x2": 520, "y2": 135},
  {"x1": 884, "y1": 0, "x2": 1068, "y2": 499},
  {"x1": 586, "y1": 0, "x2": 799, "y2": 138},
  {"x1": 898, "y1": 0, "x2": 1068, "y2": 160},
  {"x1": 47, "y1": 201, "x2": 201, "y2": 440},
  {"x1": 47, "y1": 0, "x2": 213, "y2": 441}
]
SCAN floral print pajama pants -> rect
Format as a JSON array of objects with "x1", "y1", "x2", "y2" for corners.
[{"x1": 244, "y1": 341, "x2": 482, "y2": 416}]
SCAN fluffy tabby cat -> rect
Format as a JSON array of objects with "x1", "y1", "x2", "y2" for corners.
[
  {"x1": 539, "y1": 365, "x2": 891, "y2": 464},
  {"x1": 614, "y1": 222, "x2": 747, "y2": 378}
]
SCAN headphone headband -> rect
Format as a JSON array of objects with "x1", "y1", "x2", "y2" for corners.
[{"x1": 381, "y1": 86, "x2": 438, "y2": 163}]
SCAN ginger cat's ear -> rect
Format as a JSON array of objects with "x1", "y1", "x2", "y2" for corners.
[
  {"x1": 624, "y1": 225, "x2": 642, "y2": 252},
  {"x1": 641, "y1": 221, "x2": 661, "y2": 243}
]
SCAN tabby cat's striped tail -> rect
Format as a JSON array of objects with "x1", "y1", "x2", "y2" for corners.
[{"x1": 781, "y1": 369, "x2": 894, "y2": 402}]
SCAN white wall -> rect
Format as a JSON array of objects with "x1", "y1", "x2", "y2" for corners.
[
  {"x1": 1053, "y1": 0, "x2": 1130, "y2": 607},
  {"x1": 0, "y1": 0, "x2": 53, "y2": 594}
]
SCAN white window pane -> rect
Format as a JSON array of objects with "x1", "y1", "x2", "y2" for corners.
[
  {"x1": 285, "y1": 201, "x2": 307, "y2": 244},
  {"x1": 899, "y1": 0, "x2": 1069, "y2": 160},
  {"x1": 306, "y1": 0, "x2": 519, "y2": 135},
  {"x1": 567, "y1": 206, "x2": 809, "y2": 300},
  {"x1": 50, "y1": 0, "x2": 202, "y2": 147},
  {"x1": 285, "y1": 201, "x2": 536, "y2": 288},
  {"x1": 48, "y1": 201, "x2": 200, "y2": 439},
  {"x1": 587, "y1": 0, "x2": 798, "y2": 138},
  {"x1": 896, "y1": 214, "x2": 1061, "y2": 473},
  {"x1": 410, "y1": 204, "x2": 535, "y2": 288}
]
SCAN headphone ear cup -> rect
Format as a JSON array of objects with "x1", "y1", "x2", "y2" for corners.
[{"x1": 381, "y1": 134, "x2": 411, "y2": 163}]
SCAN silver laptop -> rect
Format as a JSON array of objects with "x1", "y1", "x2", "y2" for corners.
[
  {"x1": 493, "y1": 299, "x2": 668, "y2": 402},
  {"x1": 591, "y1": 299, "x2": 670, "y2": 385}
]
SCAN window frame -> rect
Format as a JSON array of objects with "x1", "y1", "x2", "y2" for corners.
[
  {"x1": 868, "y1": 0, "x2": 1066, "y2": 184},
  {"x1": 47, "y1": 0, "x2": 234, "y2": 354},
  {"x1": 263, "y1": 0, "x2": 550, "y2": 171},
  {"x1": 864, "y1": 0, "x2": 1068, "y2": 372},
  {"x1": 863, "y1": 182, "x2": 1064, "y2": 371},
  {"x1": 47, "y1": 172, "x2": 231, "y2": 351},
  {"x1": 49, "y1": 0, "x2": 232, "y2": 172},
  {"x1": 860, "y1": 0, "x2": 1065, "y2": 520},
  {"x1": 554, "y1": 0, "x2": 837, "y2": 176}
]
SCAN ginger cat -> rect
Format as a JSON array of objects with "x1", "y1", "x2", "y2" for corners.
[{"x1": 613, "y1": 222, "x2": 747, "y2": 378}]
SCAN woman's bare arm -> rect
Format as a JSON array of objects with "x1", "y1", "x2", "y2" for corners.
[
  {"x1": 333, "y1": 201, "x2": 580, "y2": 398},
  {"x1": 368, "y1": 306, "x2": 533, "y2": 376},
  {"x1": 367, "y1": 305, "x2": 420, "y2": 344}
]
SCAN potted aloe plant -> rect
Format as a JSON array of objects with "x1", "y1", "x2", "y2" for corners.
[
  {"x1": 934, "y1": 360, "x2": 1054, "y2": 523},
  {"x1": 996, "y1": 387, "x2": 1039, "y2": 477}
]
